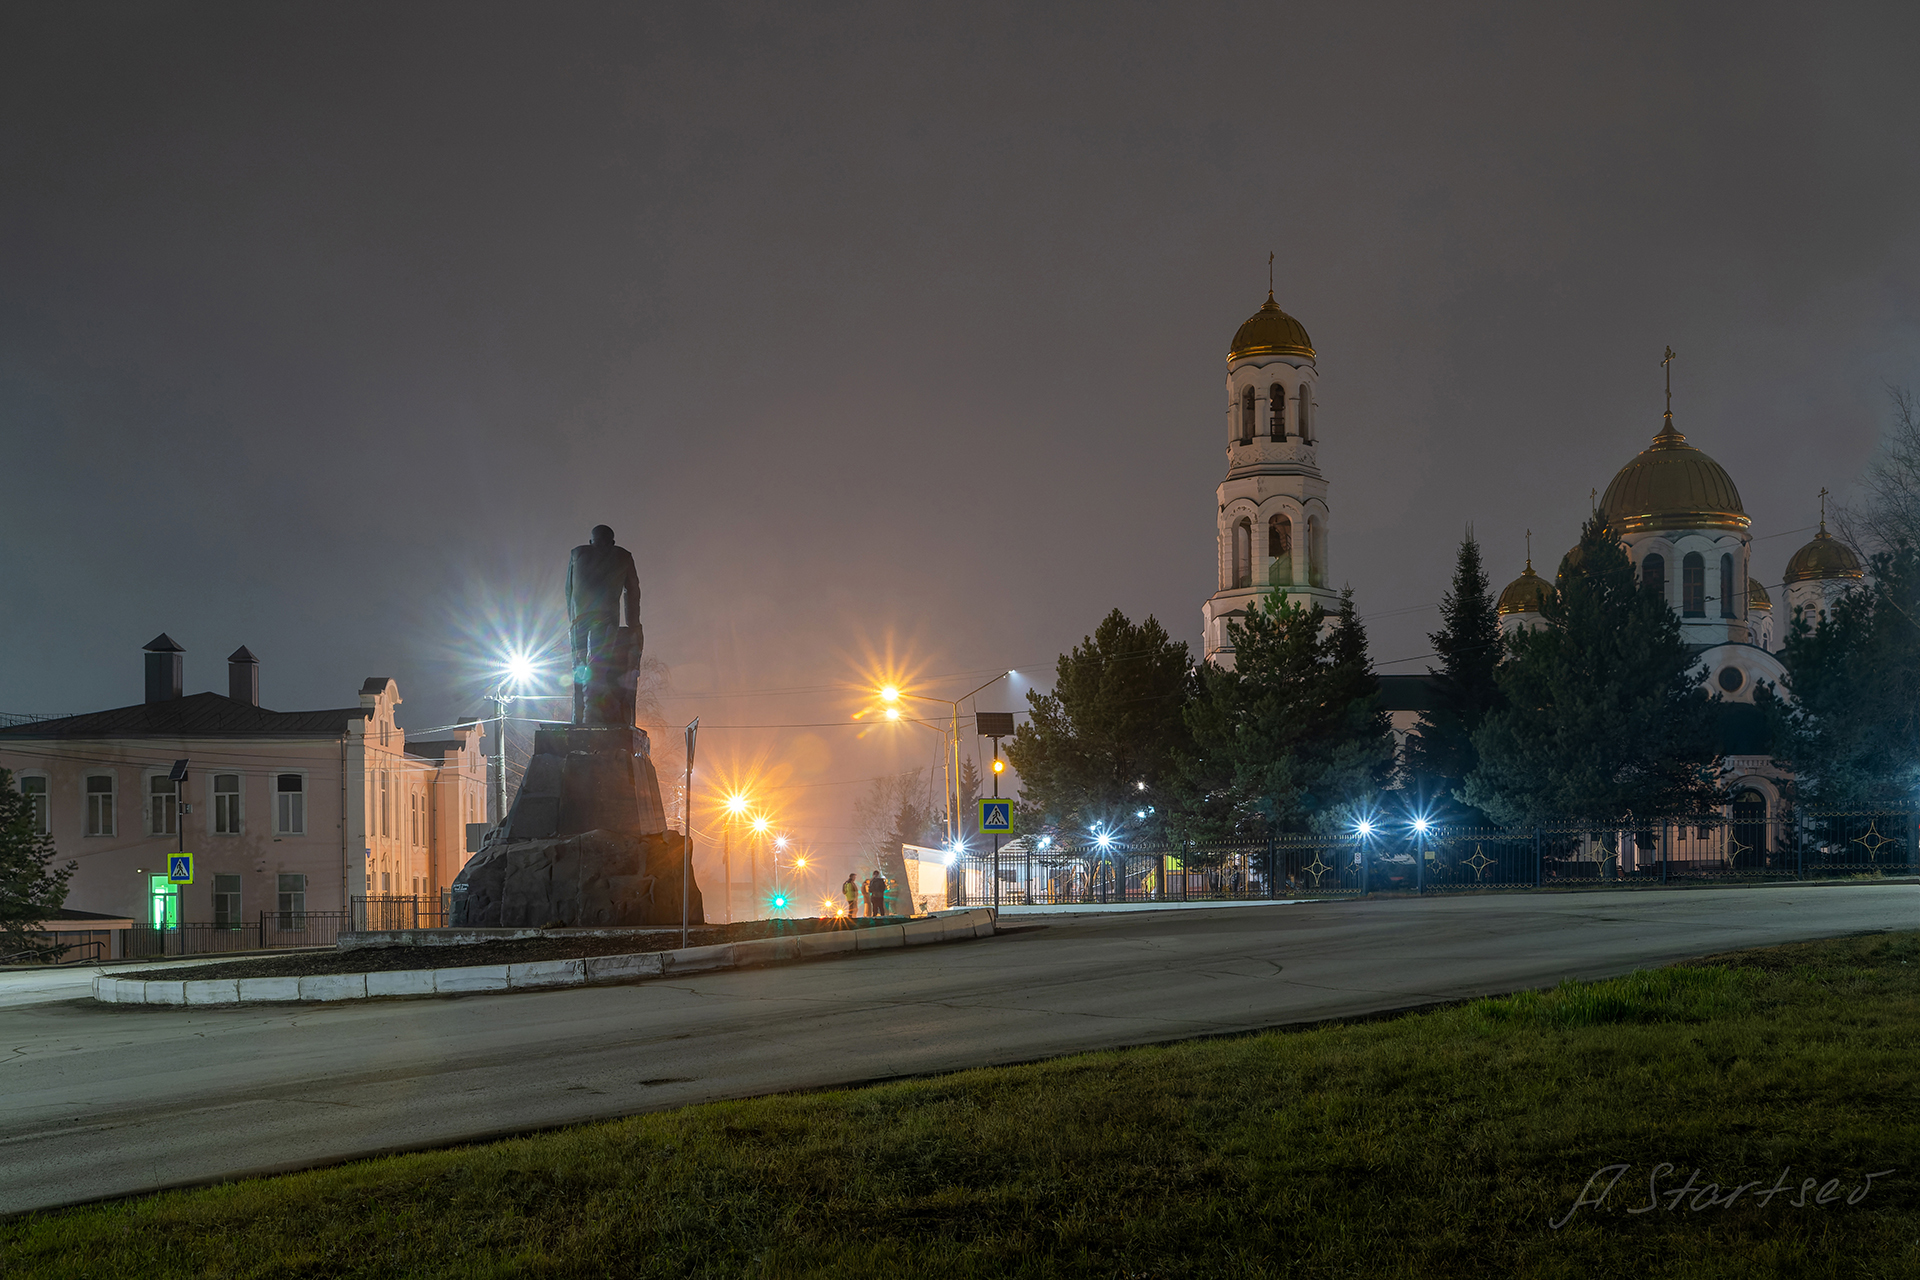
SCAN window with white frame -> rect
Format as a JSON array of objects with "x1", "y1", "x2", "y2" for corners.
[
  {"x1": 213, "y1": 774, "x2": 242, "y2": 834},
  {"x1": 276, "y1": 773, "x2": 305, "y2": 835},
  {"x1": 148, "y1": 775, "x2": 178, "y2": 837},
  {"x1": 379, "y1": 772, "x2": 389, "y2": 838},
  {"x1": 276, "y1": 873, "x2": 306, "y2": 926},
  {"x1": 19, "y1": 776, "x2": 48, "y2": 835},
  {"x1": 213, "y1": 873, "x2": 242, "y2": 927},
  {"x1": 86, "y1": 774, "x2": 115, "y2": 836}
]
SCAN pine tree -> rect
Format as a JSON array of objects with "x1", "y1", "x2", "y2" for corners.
[
  {"x1": 1005, "y1": 609, "x2": 1194, "y2": 841},
  {"x1": 1, "y1": 769, "x2": 72, "y2": 958},
  {"x1": 1773, "y1": 546, "x2": 1920, "y2": 807},
  {"x1": 1463, "y1": 518, "x2": 1720, "y2": 825},
  {"x1": 1405, "y1": 532, "x2": 1504, "y2": 818},
  {"x1": 1181, "y1": 589, "x2": 1395, "y2": 836}
]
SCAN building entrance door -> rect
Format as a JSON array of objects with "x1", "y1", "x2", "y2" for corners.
[{"x1": 149, "y1": 875, "x2": 180, "y2": 929}]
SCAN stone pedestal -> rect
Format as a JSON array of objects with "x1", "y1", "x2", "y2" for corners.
[{"x1": 451, "y1": 725, "x2": 702, "y2": 928}]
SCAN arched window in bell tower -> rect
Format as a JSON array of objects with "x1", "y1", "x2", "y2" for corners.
[
  {"x1": 1232, "y1": 518, "x2": 1252, "y2": 588},
  {"x1": 1298, "y1": 386, "x2": 1313, "y2": 444},
  {"x1": 1306, "y1": 515, "x2": 1326, "y2": 587},
  {"x1": 1641, "y1": 552, "x2": 1666, "y2": 598},
  {"x1": 1268, "y1": 515, "x2": 1292, "y2": 585},
  {"x1": 1269, "y1": 383, "x2": 1286, "y2": 439},
  {"x1": 1239, "y1": 387, "x2": 1256, "y2": 446},
  {"x1": 1682, "y1": 552, "x2": 1706, "y2": 616},
  {"x1": 1720, "y1": 553, "x2": 1736, "y2": 618}
]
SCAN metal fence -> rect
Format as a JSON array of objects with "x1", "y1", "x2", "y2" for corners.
[
  {"x1": 350, "y1": 895, "x2": 450, "y2": 931},
  {"x1": 950, "y1": 812, "x2": 1920, "y2": 906}
]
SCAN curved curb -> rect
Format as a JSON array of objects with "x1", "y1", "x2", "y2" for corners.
[{"x1": 93, "y1": 910, "x2": 997, "y2": 1007}]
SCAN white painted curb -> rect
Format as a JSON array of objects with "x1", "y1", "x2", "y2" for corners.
[{"x1": 92, "y1": 909, "x2": 997, "y2": 1007}]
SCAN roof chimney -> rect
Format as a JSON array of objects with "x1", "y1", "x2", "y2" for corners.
[
  {"x1": 144, "y1": 634, "x2": 184, "y2": 704},
  {"x1": 227, "y1": 646, "x2": 260, "y2": 706}
]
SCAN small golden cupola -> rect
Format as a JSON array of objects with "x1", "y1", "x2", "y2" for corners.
[
  {"x1": 1228, "y1": 292, "x2": 1315, "y2": 362},
  {"x1": 1783, "y1": 523, "x2": 1864, "y2": 585}
]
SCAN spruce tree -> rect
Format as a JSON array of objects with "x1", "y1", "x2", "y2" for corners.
[
  {"x1": 1405, "y1": 532, "x2": 1504, "y2": 818},
  {"x1": 1, "y1": 769, "x2": 72, "y2": 958},
  {"x1": 1773, "y1": 546, "x2": 1920, "y2": 807},
  {"x1": 1463, "y1": 518, "x2": 1720, "y2": 825},
  {"x1": 1181, "y1": 589, "x2": 1395, "y2": 836},
  {"x1": 1004, "y1": 608, "x2": 1194, "y2": 840}
]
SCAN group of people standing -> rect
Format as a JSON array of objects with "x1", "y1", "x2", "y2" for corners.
[{"x1": 842, "y1": 869, "x2": 897, "y2": 918}]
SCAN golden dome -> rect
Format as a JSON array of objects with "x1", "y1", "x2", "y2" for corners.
[
  {"x1": 1229, "y1": 292, "x2": 1315, "y2": 362},
  {"x1": 1497, "y1": 563, "x2": 1554, "y2": 616},
  {"x1": 1784, "y1": 525, "x2": 1864, "y2": 583},
  {"x1": 1597, "y1": 418, "x2": 1748, "y2": 534},
  {"x1": 1748, "y1": 576, "x2": 1772, "y2": 609}
]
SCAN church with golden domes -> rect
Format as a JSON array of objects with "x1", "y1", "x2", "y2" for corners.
[{"x1": 1201, "y1": 291, "x2": 1870, "y2": 816}]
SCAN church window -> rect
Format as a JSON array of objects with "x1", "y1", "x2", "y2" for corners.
[
  {"x1": 1307, "y1": 515, "x2": 1327, "y2": 587},
  {"x1": 1720, "y1": 553, "x2": 1736, "y2": 618},
  {"x1": 1298, "y1": 387, "x2": 1312, "y2": 443},
  {"x1": 1239, "y1": 387, "x2": 1255, "y2": 445},
  {"x1": 1268, "y1": 515, "x2": 1292, "y2": 585},
  {"x1": 1269, "y1": 383, "x2": 1286, "y2": 439},
  {"x1": 1232, "y1": 518, "x2": 1252, "y2": 588},
  {"x1": 1682, "y1": 552, "x2": 1705, "y2": 616},
  {"x1": 1640, "y1": 553, "x2": 1665, "y2": 597}
]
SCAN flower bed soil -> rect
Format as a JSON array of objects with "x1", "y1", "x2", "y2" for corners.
[{"x1": 118, "y1": 916, "x2": 895, "y2": 982}]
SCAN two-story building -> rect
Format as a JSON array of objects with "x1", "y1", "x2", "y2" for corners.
[{"x1": 0, "y1": 635, "x2": 487, "y2": 942}]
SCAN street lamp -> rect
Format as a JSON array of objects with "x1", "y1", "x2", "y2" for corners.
[
  {"x1": 877, "y1": 671, "x2": 1013, "y2": 850},
  {"x1": 720, "y1": 791, "x2": 751, "y2": 924}
]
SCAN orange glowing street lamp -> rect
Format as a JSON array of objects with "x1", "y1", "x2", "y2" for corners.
[{"x1": 875, "y1": 673, "x2": 1014, "y2": 849}]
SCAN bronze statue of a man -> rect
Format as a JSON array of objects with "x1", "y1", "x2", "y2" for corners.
[{"x1": 567, "y1": 525, "x2": 644, "y2": 724}]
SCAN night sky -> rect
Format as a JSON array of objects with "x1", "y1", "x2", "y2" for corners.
[{"x1": 5, "y1": 3, "x2": 1918, "y2": 866}]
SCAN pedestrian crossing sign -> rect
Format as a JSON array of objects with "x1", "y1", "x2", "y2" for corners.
[
  {"x1": 978, "y1": 800, "x2": 1012, "y2": 834},
  {"x1": 168, "y1": 853, "x2": 194, "y2": 885}
]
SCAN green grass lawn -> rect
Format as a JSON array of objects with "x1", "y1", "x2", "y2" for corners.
[{"x1": 7, "y1": 932, "x2": 1919, "y2": 1279}]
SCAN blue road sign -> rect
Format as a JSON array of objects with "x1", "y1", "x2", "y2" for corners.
[
  {"x1": 979, "y1": 800, "x2": 1012, "y2": 834},
  {"x1": 168, "y1": 853, "x2": 194, "y2": 885}
]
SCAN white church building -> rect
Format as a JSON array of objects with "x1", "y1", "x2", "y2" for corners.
[{"x1": 1198, "y1": 287, "x2": 1868, "y2": 822}]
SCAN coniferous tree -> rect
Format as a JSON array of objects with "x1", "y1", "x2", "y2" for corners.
[
  {"x1": 1463, "y1": 518, "x2": 1720, "y2": 824},
  {"x1": 1005, "y1": 609, "x2": 1194, "y2": 841},
  {"x1": 1181, "y1": 589, "x2": 1395, "y2": 836},
  {"x1": 1772, "y1": 546, "x2": 1920, "y2": 807},
  {"x1": 1404, "y1": 532, "x2": 1504, "y2": 818},
  {"x1": 1, "y1": 770, "x2": 72, "y2": 958}
]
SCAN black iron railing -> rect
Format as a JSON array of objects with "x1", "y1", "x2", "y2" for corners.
[{"x1": 949, "y1": 812, "x2": 1919, "y2": 906}]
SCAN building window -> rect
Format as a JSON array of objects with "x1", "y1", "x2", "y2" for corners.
[
  {"x1": 1232, "y1": 518, "x2": 1252, "y2": 588},
  {"x1": 380, "y1": 773, "x2": 390, "y2": 838},
  {"x1": 276, "y1": 773, "x2": 305, "y2": 835},
  {"x1": 213, "y1": 774, "x2": 242, "y2": 835},
  {"x1": 1682, "y1": 552, "x2": 1706, "y2": 616},
  {"x1": 277, "y1": 873, "x2": 307, "y2": 927},
  {"x1": 85, "y1": 774, "x2": 115, "y2": 836},
  {"x1": 1720, "y1": 553, "x2": 1736, "y2": 618},
  {"x1": 213, "y1": 873, "x2": 242, "y2": 928},
  {"x1": 1269, "y1": 383, "x2": 1286, "y2": 439},
  {"x1": 1239, "y1": 386, "x2": 1255, "y2": 445},
  {"x1": 1641, "y1": 553, "x2": 1666, "y2": 597},
  {"x1": 149, "y1": 775, "x2": 178, "y2": 837},
  {"x1": 1298, "y1": 387, "x2": 1312, "y2": 443},
  {"x1": 1307, "y1": 515, "x2": 1327, "y2": 587},
  {"x1": 19, "y1": 776, "x2": 48, "y2": 835},
  {"x1": 1268, "y1": 515, "x2": 1293, "y2": 585}
]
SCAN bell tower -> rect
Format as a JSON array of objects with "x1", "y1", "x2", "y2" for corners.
[{"x1": 1201, "y1": 284, "x2": 1338, "y2": 669}]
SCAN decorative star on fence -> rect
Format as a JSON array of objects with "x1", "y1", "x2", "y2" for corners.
[
  {"x1": 1853, "y1": 820, "x2": 1895, "y2": 862},
  {"x1": 1464, "y1": 845, "x2": 1495, "y2": 881},
  {"x1": 1303, "y1": 854, "x2": 1332, "y2": 887}
]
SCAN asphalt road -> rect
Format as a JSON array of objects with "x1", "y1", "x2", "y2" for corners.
[{"x1": 3, "y1": 884, "x2": 1915, "y2": 1216}]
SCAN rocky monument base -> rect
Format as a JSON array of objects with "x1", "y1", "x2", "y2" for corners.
[{"x1": 451, "y1": 724, "x2": 703, "y2": 928}]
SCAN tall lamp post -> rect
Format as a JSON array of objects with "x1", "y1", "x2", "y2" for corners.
[{"x1": 878, "y1": 670, "x2": 1015, "y2": 850}]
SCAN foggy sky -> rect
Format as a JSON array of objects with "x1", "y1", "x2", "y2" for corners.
[{"x1": 5, "y1": 2, "x2": 1919, "y2": 864}]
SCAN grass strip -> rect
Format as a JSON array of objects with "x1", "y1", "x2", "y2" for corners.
[{"x1": 7, "y1": 931, "x2": 1919, "y2": 1278}]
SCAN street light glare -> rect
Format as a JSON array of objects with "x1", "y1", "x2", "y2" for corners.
[
  {"x1": 1412, "y1": 817, "x2": 1432, "y2": 834},
  {"x1": 884, "y1": 707, "x2": 900, "y2": 720},
  {"x1": 880, "y1": 685, "x2": 900, "y2": 703},
  {"x1": 774, "y1": 835, "x2": 788, "y2": 849},
  {"x1": 724, "y1": 793, "x2": 748, "y2": 815},
  {"x1": 752, "y1": 817, "x2": 770, "y2": 834},
  {"x1": 504, "y1": 652, "x2": 537, "y2": 685}
]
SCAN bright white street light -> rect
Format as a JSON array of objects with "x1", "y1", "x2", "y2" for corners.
[{"x1": 1412, "y1": 817, "x2": 1432, "y2": 834}]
